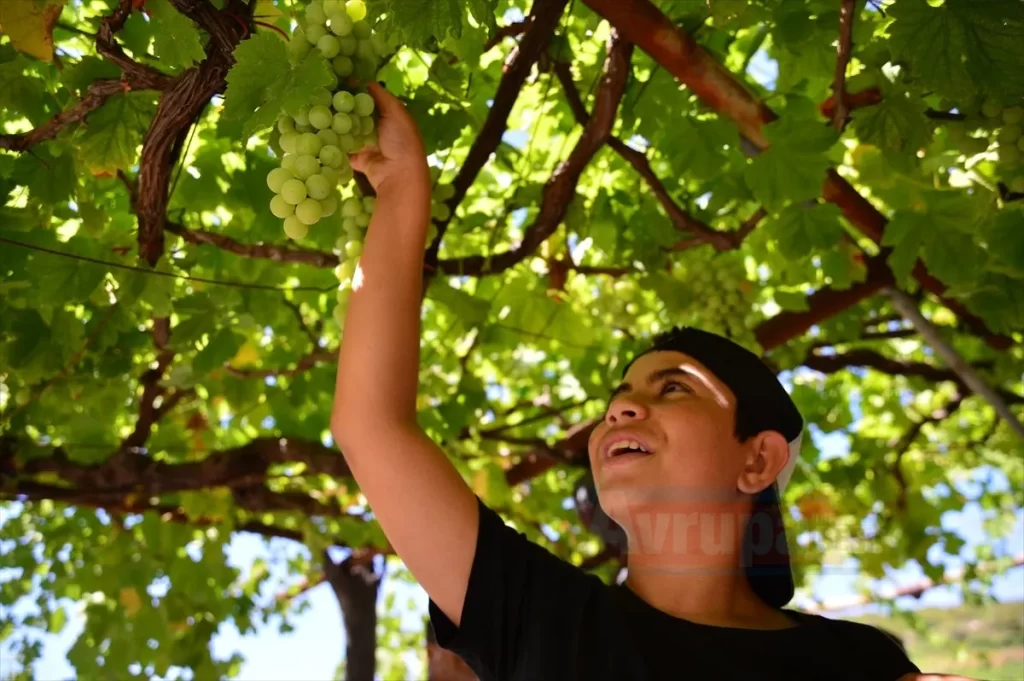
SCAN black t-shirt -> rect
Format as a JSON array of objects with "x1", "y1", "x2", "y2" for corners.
[{"x1": 429, "y1": 498, "x2": 921, "y2": 681}]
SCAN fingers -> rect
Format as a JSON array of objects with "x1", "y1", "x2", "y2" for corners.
[{"x1": 365, "y1": 81, "x2": 403, "y2": 118}]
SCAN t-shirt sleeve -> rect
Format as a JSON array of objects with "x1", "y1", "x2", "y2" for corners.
[
  {"x1": 428, "y1": 496, "x2": 599, "y2": 681},
  {"x1": 841, "y1": 620, "x2": 921, "y2": 679}
]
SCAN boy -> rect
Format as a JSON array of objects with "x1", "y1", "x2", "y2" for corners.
[{"x1": 332, "y1": 83, "x2": 958, "y2": 680}]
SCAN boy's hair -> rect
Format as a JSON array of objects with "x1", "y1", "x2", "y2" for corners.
[{"x1": 625, "y1": 326, "x2": 799, "y2": 447}]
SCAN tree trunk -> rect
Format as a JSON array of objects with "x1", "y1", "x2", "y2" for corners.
[{"x1": 323, "y1": 551, "x2": 383, "y2": 681}]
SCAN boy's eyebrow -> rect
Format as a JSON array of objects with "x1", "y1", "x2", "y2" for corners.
[{"x1": 608, "y1": 366, "x2": 697, "y2": 400}]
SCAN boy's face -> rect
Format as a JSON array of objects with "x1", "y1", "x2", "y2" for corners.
[{"x1": 587, "y1": 350, "x2": 748, "y2": 523}]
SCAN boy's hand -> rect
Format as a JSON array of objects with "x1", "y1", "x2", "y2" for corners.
[{"x1": 348, "y1": 82, "x2": 430, "y2": 197}]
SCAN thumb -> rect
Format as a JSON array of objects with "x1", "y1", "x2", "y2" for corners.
[
  {"x1": 348, "y1": 147, "x2": 381, "y2": 174},
  {"x1": 365, "y1": 81, "x2": 403, "y2": 117}
]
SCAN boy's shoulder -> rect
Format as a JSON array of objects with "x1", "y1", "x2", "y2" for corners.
[{"x1": 787, "y1": 609, "x2": 911, "y2": 654}]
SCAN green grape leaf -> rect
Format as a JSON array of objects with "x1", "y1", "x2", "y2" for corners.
[
  {"x1": 145, "y1": 0, "x2": 206, "y2": 72},
  {"x1": 881, "y1": 210, "x2": 930, "y2": 284},
  {"x1": 0, "y1": 57, "x2": 49, "y2": 121},
  {"x1": 466, "y1": 0, "x2": 498, "y2": 38},
  {"x1": 851, "y1": 83, "x2": 933, "y2": 153},
  {"x1": 888, "y1": 0, "x2": 1024, "y2": 100},
  {"x1": 374, "y1": 0, "x2": 463, "y2": 49},
  {"x1": 220, "y1": 33, "x2": 291, "y2": 139},
  {"x1": 193, "y1": 328, "x2": 242, "y2": 376},
  {"x1": 245, "y1": 51, "x2": 334, "y2": 139},
  {"x1": 427, "y1": 279, "x2": 491, "y2": 325},
  {"x1": 76, "y1": 92, "x2": 157, "y2": 176},
  {"x1": 12, "y1": 142, "x2": 76, "y2": 204},
  {"x1": 60, "y1": 56, "x2": 122, "y2": 98},
  {"x1": 985, "y1": 209, "x2": 1024, "y2": 277},
  {"x1": 743, "y1": 116, "x2": 838, "y2": 211},
  {"x1": 767, "y1": 202, "x2": 845, "y2": 260},
  {"x1": 0, "y1": 0, "x2": 66, "y2": 62}
]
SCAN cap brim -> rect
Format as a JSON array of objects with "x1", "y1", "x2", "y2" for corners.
[{"x1": 744, "y1": 481, "x2": 795, "y2": 609}]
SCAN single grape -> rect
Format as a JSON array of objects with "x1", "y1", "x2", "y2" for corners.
[
  {"x1": 267, "y1": 167, "x2": 293, "y2": 193},
  {"x1": 437, "y1": 184, "x2": 455, "y2": 200},
  {"x1": 998, "y1": 124, "x2": 1022, "y2": 145},
  {"x1": 355, "y1": 213, "x2": 370, "y2": 228},
  {"x1": 342, "y1": 217, "x2": 359, "y2": 234},
  {"x1": 361, "y1": 196, "x2": 376, "y2": 213},
  {"x1": 314, "y1": 88, "x2": 333, "y2": 108},
  {"x1": 281, "y1": 154, "x2": 298, "y2": 172},
  {"x1": 346, "y1": 0, "x2": 367, "y2": 20},
  {"x1": 295, "y1": 132, "x2": 322, "y2": 156},
  {"x1": 306, "y1": 174, "x2": 332, "y2": 200},
  {"x1": 323, "y1": 0, "x2": 343, "y2": 14},
  {"x1": 296, "y1": 198, "x2": 324, "y2": 225},
  {"x1": 294, "y1": 154, "x2": 321, "y2": 179},
  {"x1": 332, "y1": 55, "x2": 354, "y2": 77},
  {"x1": 336, "y1": 259, "x2": 357, "y2": 280},
  {"x1": 370, "y1": 34, "x2": 389, "y2": 59},
  {"x1": 317, "y1": 129, "x2": 340, "y2": 148},
  {"x1": 339, "y1": 36, "x2": 358, "y2": 56},
  {"x1": 306, "y1": 106, "x2": 330, "y2": 132},
  {"x1": 428, "y1": 166, "x2": 442, "y2": 184},
  {"x1": 353, "y1": 93, "x2": 375, "y2": 117},
  {"x1": 431, "y1": 202, "x2": 451, "y2": 221},
  {"x1": 289, "y1": 31, "x2": 312, "y2": 60},
  {"x1": 331, "y1": 112, "x2": 354, "y2": 134},
  {"x1": 321, "y1": 193, "x2": 339, "y2": 217},
  {"x1": 999, "y1": 144, "x2": 1021, "y2": 166},
  {"x1": 333, "y1": 303, "x2": 346, "y2": 325},
  {"x1": 284, "y1": 215, "x2": 308, "y2": 240},
  {"x1": 982, "y1": 98, "x2": 1003, "y2": 118},
  {"x1": 353, "y1": 58, "x2": 376, "y2": 82},
  {"x1": 356, "y1": 39, "x2": 375, "y2": 62},
  {"x1": 294, "y1": 122, "x2": 312, "y2": 133},
  {"x1": 321, "y1": 166, "x2": 341, "y2": 186},
  {"x1": 345, "y1": 240, "x2": 363, "y2": 258},
  {"x1": 359, "y1": 116, "x2": 374, "y2": 135},
  {"x1": 270, "y1": 194, "x2": 295, "y2": 218},
  {"x1": 320, "y1": 145, "x2": 344, "y2": 168},
  {"x1": 279, "y1": 132, "x2": 298, "y2": 154},
  {"x1": 293, "y1": 107, "x2": 311, "y2": 127},
  {"x1": 280, "y1": 179, "x2": 308, "y2": 204},
  {"x1": 338, "y1": 167, "x2": 354, "y2": 184},
  {"x1": 333, "y1": 91, "x2": 356, "y2": 113},
  {"x1": 337, "y1": 288, "x2": 351, "y2": 305},
  {"x1": 306, "y1": 23, "x2": 327, "y2": 44},
  {"x1": 329, "y1": 13, "x2": 353, "y2": 36},
  {"x1": 318, "y1": 34, "x2": 341, "y2": 59},
  {"x1": 352, "y1": 18, "x2": 371, "y2": 39},
  {"x1": 342, "y1": 197, "x2": 363, "y2": 217},
  {"x1": 336, "y1": 133, "x2": 358, "y2": 152},
  {"x1": 1003, "y1": 106, "x2": 1024, "y2": 126},
  {"x1": 277, "y1": 116, "x2": 296, "y2": 134},
  {"x1": 305, "y1": 1, "x2": 327, "y2": 24}
]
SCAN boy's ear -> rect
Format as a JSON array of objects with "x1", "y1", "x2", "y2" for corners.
[{"x1": 736, "y1": 430, "x2": 789, "y2": 495}]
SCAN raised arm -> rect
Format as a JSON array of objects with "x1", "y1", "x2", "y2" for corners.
[{"x1": 330, "y1": 83, "x2": 479, "y2": 627}]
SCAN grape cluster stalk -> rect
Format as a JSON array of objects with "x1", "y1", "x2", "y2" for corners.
[{"x1": 262, "y1": 0, "x2": 458, "y2": 325}]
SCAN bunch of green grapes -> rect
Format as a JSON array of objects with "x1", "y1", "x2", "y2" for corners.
[
  {"x1": 266, "y1": 0, "x2": 390, "y2": 240},
  {"x1": 945, "y1": 97, "x2": 1024, "y2": 193},
  {"x1": 673, "y1": 248, "x2": 760, "y2": 352},
  {"x1": 331, "y1": 190, "x2": 375, "y2": 324}
]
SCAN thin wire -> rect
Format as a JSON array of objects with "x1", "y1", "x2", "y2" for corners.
[{"x1": 0, "y1": 237, "x2": 336, "y2": 292}]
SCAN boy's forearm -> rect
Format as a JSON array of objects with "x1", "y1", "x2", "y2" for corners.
[{"x1": 333, "y1": 180, "x2": 432, "y2": 432}]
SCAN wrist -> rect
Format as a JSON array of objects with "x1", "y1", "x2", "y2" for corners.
[{"x1": 376, "y1": 164, "x2": 430, "y2": 200}]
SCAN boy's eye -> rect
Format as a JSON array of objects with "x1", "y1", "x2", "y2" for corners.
[{"x1": 662, "y1": 380, "x2": 690, "y2": 394}]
